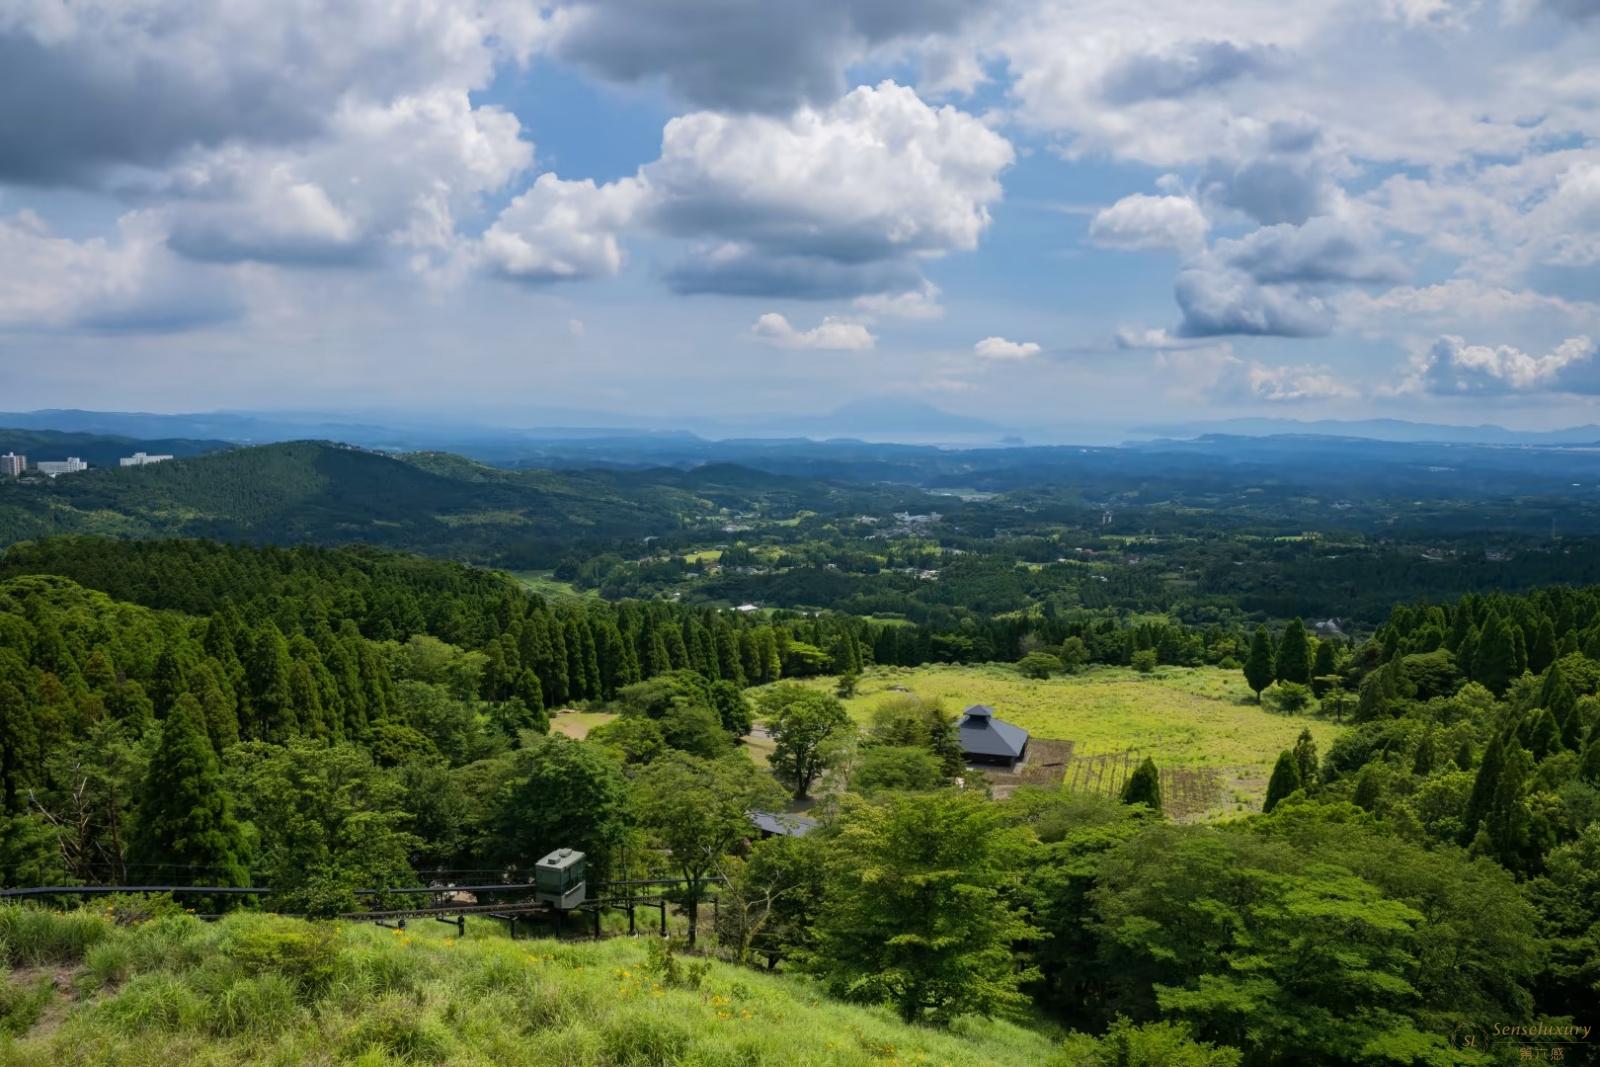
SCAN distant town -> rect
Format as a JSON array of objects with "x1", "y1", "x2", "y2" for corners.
[{"x1": 0, "y1": 451, "x2": 172, "y2": 478}]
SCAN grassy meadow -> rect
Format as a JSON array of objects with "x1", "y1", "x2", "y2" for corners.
[
  {"x1": 0, "y1": 905, "x2": 1061, "y2": 1067},
  {"x1": 792, "y1": 664, "x2": 1343, "y2": 816}
]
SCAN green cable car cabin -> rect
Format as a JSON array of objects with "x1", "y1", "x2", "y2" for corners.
[{"x1": 534, "y1": 848, "x2": 587, "y2": 910}]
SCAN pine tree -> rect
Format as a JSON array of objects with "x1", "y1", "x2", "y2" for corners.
[
  {"x1": 1463, "y1": 727, "x2": 1509, "y2": 843},
  {"x1": 1520, "y1": 707, "x2": 1561, "y2": 759},
  {"x1": 245, "y1": 623, "x2": 295, "y2": 741},
  {"x1": 1483, "y1": 742, "x2": 1533, "y2": 869},
  {"x1": 1578, "y1": 738, "x2": 1600, "y2": 785},
  {"x1": 1291, "y1": 728, "x2": 1319, "y2": 787},
  {"x1": 1244, "y1": 626, "x2": 1274, "y2": 703},
  {"x1": 130, "y1": 694, "x2": 251, "y2": 889},
  {"x1": 1473, "y1": 615, "x2": 1516, "y2": 696},
  {"x1": 1263, "y1": 750, "x2": 1301, "y2": 813},
  {"x1": 1120, "y1": 757, "x2": 1162, "y2": 812},
  {"x1": 1274, "y1": 619, "x2": 1312, "y2": 685},
  {"x1": 1310, "y1": 640, "x2": 1338, "y2": 697},
  {"x1": 513, "y1": 668, "x2": 547, "y2": 727},
  {"x1": 1412, "y1": 730, "x2": 1437, "y2": 776},
  {"x1": 1351, "y1": 765, "x2": 1383, "y2": 812},
  {"x1": 1529, "y1": 618, "x2": 1558, "y2": 675}
]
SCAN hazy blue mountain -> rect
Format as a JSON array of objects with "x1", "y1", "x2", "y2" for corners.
[{"x1": 1133, "y1": 416, "x2": 1600, "y2": 445}]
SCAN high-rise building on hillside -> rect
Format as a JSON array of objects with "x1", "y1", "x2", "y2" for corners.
[
  {"x1": 0, "y1": 453, "x2": 24, "y2": 477},
  {"x1": 34, "y1": 457, "x2": 88, "y2": 476},
  {"x1": 119, "y1": 452, "x2": 174, "y2": 467}
]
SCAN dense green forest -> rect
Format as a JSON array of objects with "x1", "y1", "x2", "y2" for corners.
[{"x1": 0, "y1": 535, "x2": 1596, "y2": 1062}]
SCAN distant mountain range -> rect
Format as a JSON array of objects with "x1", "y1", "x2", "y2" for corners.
[
  {"x1": 0, "y1": 398, "x2": 1011, "y2": 453},
  {"x1": 1134, "y1": 417, "x2": 1600, "y2": 446}
]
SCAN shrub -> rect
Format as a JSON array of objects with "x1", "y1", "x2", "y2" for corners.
[
  {"x1": 339, "y1": 994, "x2": 452, "y2": 1064},
  {"x1": 0, "y1": 905, "x2": 109, "y2": 967},
  {"x1": 209, "y1": 972, "x2": 301, "y2": 1038},
  {"x1": 0, "y1": 968, "x2": 53, "y2": 1037},
  {"x1": 85, "y1": 940, "x2": 133, "y2": 989},
  {"x1": 1017, "y1": 652, "x2": 1061, "y2": 680},
  {"x1": 600, "y1": 1012, "x2": 693, "y2": 1066},
  {"x1": 1271, "y1": 681, "x2": 1314, "y2": 713},
  {"x1": 219, "y1": 914, "x2": 340, "y2": 1000},
  {"x1": 1131, "y1": 650, "x2": 1158, "y2": 674},
  {"x1": 642, "y1": 937, "x2": 710, "y2": 990},
  {"x1": 102, "y1": 972, "x2": 205, "y2": 1033},
  {"x1": 123, "y1": 913, "x2": 209, "y2": 974}
]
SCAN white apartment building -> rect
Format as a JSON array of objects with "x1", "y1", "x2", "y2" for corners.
[
  {"x1": 0, "y1": 453, "x2": 24, "y2": 477},
  {"x1": 34, "y1": 457, "x2": 88, "y2": 476},
  {"x1": 119, "y1": 452, "x2": 175, "y2": 467}
]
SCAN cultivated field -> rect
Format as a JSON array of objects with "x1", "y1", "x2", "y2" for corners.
[{"x1": 828, "y1": 664, "x2": 1343, "y2": 817}]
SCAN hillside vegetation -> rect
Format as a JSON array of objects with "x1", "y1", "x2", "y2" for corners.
[{"x1": 0, "y1": 906, "x2": 1062, "y2": 1067}]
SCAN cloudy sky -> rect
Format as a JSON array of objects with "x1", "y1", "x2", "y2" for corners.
[{"x1": 2, "y1": 0, "x2": 1598, "y2": 432}]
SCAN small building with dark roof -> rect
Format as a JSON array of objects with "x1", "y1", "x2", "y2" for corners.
[
  {"x1": 748, "y1": 810, "x2": 819, "y2": 838},
  {"x1": 957, "y1": 705, "x2": 1030, "y2": 770}
]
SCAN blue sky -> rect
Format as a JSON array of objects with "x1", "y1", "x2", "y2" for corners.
[{"x1": 1, "y1": 0, "x2": 1597, "y2": 436}]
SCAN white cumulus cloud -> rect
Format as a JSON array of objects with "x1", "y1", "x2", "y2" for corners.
[
  {"x1": 750, "y1": 313, "x2": 877, "y2": 350},
  {"x1": 1089, "y1": 194, "x2": 1208, "y2": 252},
  {"x1": 478, "y1": 174, "x2": 646, "y2": 283},
  {"x1": 974, "y1": 336, "x2": 1042, "y2": 360},
  {"x1": 1402, "y1": 334, "x2": 1598, "y2": 395}
]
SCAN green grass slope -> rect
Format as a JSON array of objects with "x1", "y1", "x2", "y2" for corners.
[{"x1": 0, "y1": 906, "x2": 1059, "y2": 1067}]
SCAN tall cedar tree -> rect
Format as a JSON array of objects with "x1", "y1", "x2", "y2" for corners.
[
  {"x1": 1291, "y1": 728, "x2": 1319, "y2": 787},
  {"x1": 1310, "y1": 639, "x2": 1338, "y2": 696},
  {"x1": 1243, "y1": 626, "x2": 1274, "y2": 703},
  {"x1": 1274, "y1": 618, "x2": 1312, "y2": 685},
  {"x1": 1463, "y1": 725, "x2": 1511, "y2": 844},
  {"x1": 130, "y1": 694, "x2": 251, "y2": 887},
  {"x1": 1120, "y1": 757, "x2": 1163, "y2": 812},
  {"x1": 1474, "y1": 614, "x2": 1517, "y2": 696},
  {"x1": 1263, "y1": 750, "x2": 1301, "y2": 813}
]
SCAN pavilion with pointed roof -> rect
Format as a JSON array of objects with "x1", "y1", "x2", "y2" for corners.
[{"x1": 957, "y1": 704, "x2": 1030, "y2": 771}]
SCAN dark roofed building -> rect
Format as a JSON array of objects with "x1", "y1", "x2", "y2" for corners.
[
  {"x1": 749, "y1": 810, "x2": 819, "y2": 838},
  {"x1": 957, "y1": 705, "x2": 1030, "y2": 770}
]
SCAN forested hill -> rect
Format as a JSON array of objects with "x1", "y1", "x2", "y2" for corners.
[
  {"x1": 0, "y1": 441, "x2": 708, "y2": 565},
  {"x1": 0, "y1": 426, "x2": 232, "y2": 469},
  {"x1": 0, "y1": 441, "x2": 934, "y2": 569}
]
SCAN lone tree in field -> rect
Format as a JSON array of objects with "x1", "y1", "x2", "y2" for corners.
[
  {"x1": 1274, "y1": 618, "x2": 1312, "y2": 685},
  {"x1": 1120, "y1": 756, "x2": 1163, "y2": 812},
  {"x1": 131, "y1": 693, "x2": 252, "y2": 889},
  {"x1": 1017, "y1": 651, "x2": 1061, "y2": 679},
  {"x1": 810, "y1": 790, "x2": 1037, "y2": 1025},
  {"x1": 1244, "y1": 626, "x2": 1274, "y2": 703},
  {"x1": 1263, "y1": 749, "x2": 1302, "y2": 813},
  {"x1": 763, "y1": 684, "x2": 852, "y2": 800}
]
